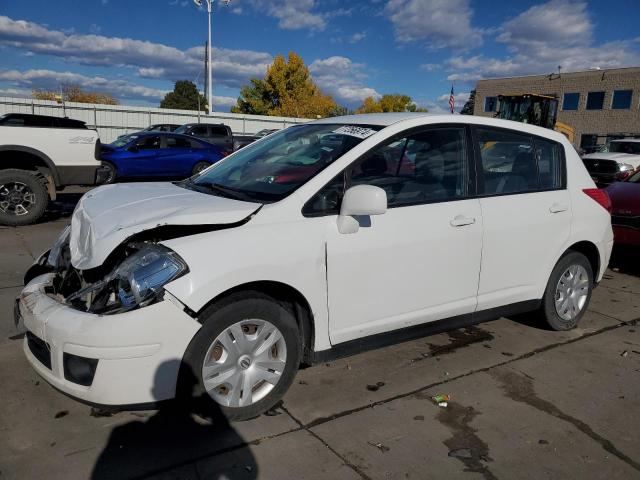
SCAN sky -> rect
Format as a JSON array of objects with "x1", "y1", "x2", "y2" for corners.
[{"x1": 0, "y1": 0, "x2": 639, "y2": 113}]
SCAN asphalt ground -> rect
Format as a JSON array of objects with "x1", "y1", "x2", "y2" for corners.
[{"x1": 1, "y1": 190, "x2": 639, "y2": 480}]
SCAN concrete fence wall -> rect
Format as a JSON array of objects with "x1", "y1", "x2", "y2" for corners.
[{"x1": 0, "y1": 96, "x2": 311, "y2": 143}]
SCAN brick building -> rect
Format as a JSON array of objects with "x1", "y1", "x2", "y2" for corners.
[{"x1": 473, "y1": 67, "x2": 640, "y2": 150}]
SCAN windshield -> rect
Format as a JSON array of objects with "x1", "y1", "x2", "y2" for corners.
[
  {"x1": 184, "y1": 123, "x2": 382, "y2": 203},
  {"x1": 609, "y1": 141, "x2": 640, "y2": 155},
  {"x1": 110, "y1": 134, "x2": 138, "y2": 148},
  {"x1": 174, "y1": 125, "x2": 190, "y2": 134}
]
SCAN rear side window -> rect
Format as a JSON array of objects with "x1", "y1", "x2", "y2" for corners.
[
  {"x1": 476, "y1": 127, "x2": 564, "y2": 195},
  {"x1": 165, "y1": 136, "x2": 191, "y2": 148},
  {"x1": 210, "y1": 125, "x2": 229, "y2": 137}
]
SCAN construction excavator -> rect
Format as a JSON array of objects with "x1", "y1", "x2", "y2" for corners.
[{"x1": 496, "y1": 93, "x2": 575, "y2": 143}]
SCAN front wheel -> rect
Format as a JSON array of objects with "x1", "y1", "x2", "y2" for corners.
[
  {"x1": 0, "y1": 169, "x2": 49, "y2": 226},
  {"x1": 101, "y1": 162, "x2": 117, "y2": 184},
  {"x1": 541, "y1": 251, "x2": 593, "y2": 330},
  {"x1": 179, "y1": 292, "x2": 301, "y2": 421}
]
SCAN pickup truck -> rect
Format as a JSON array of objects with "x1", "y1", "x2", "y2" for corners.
[
  {"x1": 582, "y1": 138, "x2": 640, "y2": 186},
  {"x1": 0, "y1": 113, "x2": 106, "y2": 225},
  {"x1": 173, "y1": 122, "x2": 260, "y2": 152}
]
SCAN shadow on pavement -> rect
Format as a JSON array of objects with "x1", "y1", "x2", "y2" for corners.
[
  {"x1": 91, "y1": 360, "x2": 258, "y2": 480},
  {"x1": 609, "y1": 245, "x2": 640, "y2": 277},
  {"x1": 40, "y1": 192, "x2": 86, "y2": 223}
]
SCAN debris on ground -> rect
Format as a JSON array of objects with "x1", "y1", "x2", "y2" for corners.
[
  {"x1": 367, "y1": 381, "x2": 386, "y2": 392},
  {"x1": 501, "y1": 352, "x2": 514, "y2": 357},
  {"x1": 621, "y1": 350, "x2": 629, "y2": 358},
  {"x1": 448, "y1": 448, "x2": 473, "y2": 459},
  {"x1": 90, "y1": 408, "x2": 114, "y2": 418},
  {"x1": 298, "y1": 380, "x2": 308, "y2": 385},
  {"x1": 264, "y1": 406, "x2": 283, "y2": 416},
  {"x1": 54, "y1": 410, "x2": 69, "y2": 419},
  {"x1": 414, "y1": 415, "x2": 425, "y2": 421},
  {"x1": 432, "y1": 394, "x2": 450, "y2": 407},
  {"x1": 538, "y1": 439, "x2": 549, "y2": 445},
  {"x1": 367, "y1": 441, "x2": 390, "y2": 453}
]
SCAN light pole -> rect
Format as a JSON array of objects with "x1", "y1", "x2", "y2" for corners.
[{"x1": 193, "y1": 0, "x2": 230, "y2": 115}]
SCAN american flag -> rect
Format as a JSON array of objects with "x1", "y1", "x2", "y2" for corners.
[{"x1": 449, "y1": 85, "x2": 455, "y2": 113}]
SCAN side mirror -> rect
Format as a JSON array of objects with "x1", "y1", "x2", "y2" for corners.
[{"x1": 337, "y1": 185, "x2": 387, "y2": 234}]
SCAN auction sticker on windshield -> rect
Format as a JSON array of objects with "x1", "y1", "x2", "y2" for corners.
[{"x1": 332, "y1": 125, "x2": 377, "y2": 139}]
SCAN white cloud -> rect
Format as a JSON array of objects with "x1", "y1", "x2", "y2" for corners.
[
  {"x1": 384, "y1": 0, "x2": 482, "y2": 49},
  {"x1": 349, "y1": 31, "x2": 366, "y2": 44},
  {"x1": 445, "y1": 1, "x2": 640, "y2": 83},
  {"x1": 0, "y1": 69, "x2": 168, "y2": 101},
  {"x1": 249, "y1": 0, "x2": 326, "y2": 31},
  {"x1": 309, "y1": 56, "x2": 380, "y2": 105},
  {"x1": 0, "y1": 15, "x2": 272, "y2": 89},
  {"x1": 212, "y1": 95, "x2": 237, "y2": 108}
]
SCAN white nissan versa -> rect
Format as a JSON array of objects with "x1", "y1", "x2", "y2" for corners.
[{"x1": 17, "y1": 114, "x2": 613, "y2": 420}]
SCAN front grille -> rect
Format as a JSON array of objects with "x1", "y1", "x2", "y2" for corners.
[
  {"x1": 612, "y1": 214, "x2": 640, "y2": 230},
  {"x1": 582, "y1": 158, "x2": 619, "y2": 174},
  {"x1": 26, "y1": 331, "x2": 51, "y2": 369}
]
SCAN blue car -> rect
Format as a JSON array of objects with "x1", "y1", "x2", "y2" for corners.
[{"x1": 100, "y1": 132, "x2": 226, "y2": 183}]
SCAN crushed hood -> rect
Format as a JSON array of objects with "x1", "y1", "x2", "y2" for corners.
[{"x1": 70, "y1": 182, "x2": 261, "y2": 270}]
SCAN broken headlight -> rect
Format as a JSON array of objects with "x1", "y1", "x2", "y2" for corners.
[
  {"x1": 66, "y1": 244, "x2": 188, "y2": 313},
  {"x1": 114, "y1": 245, "x2": 188, "y2": 308}
]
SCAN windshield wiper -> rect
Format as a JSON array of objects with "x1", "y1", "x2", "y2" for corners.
[{"x1": 199, "y1": 182, "x2": 256, "y2": 201}]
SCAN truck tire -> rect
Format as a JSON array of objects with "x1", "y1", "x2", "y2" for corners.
[{"x1": 0, "y1": 169, "x2": 49, "y2": 226}]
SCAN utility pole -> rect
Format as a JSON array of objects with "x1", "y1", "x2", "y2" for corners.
[{"x1": 193, "y1": 0, "x2": 230, "y2": 115}]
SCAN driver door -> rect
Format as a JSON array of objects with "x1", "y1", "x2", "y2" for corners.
[{"x1": 308, "y1": 126, "x2": 483, "y2": 344}]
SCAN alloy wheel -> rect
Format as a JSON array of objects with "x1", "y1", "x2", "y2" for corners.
[{"x1": 0, "y1": 182, "x2": 36, "y2": 217}]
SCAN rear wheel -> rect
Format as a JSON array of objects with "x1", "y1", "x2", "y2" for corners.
[
  {"x1": 541, "y1": 251, "x2": 593, "y2": 330},
  {"x1": 192, "y1": 161, "x2": 211, "y2": 176},
  {"x1": 101, "y1": 162, "x2": 117, "y2": 184},
  {"x1": 0, "y1": 169, "x2": 48, "y2": 226},
  {"x1": 179, "y1": 291, "x2": 301, "y2": 421}
]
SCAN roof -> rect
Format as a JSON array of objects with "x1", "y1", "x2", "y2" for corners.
[{"x1": 313, "y1": 112, "x2": 436, "y2": 126}]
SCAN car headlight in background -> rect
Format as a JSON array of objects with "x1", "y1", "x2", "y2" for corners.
[
  {"x1": 114, "y1": 245, "x2": 188, "y2": 308},
  {"x1": 619, "y1": 163, "x2": 634, "y2": 172},
  {"x1": 47, "y1": 225, "x2": 71, "y2": 268}
]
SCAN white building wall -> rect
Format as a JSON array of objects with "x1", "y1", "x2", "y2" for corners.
[{"x1": 0, "y1": 97, "x2": 311, "y2": 143}]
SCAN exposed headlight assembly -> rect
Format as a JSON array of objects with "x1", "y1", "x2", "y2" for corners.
[
  {"x1": 619, "y1": 163, "x2": 634, "y2": 172},
  {"x1": 66, "y1": 244, "x2": 188, "y2": 313}
]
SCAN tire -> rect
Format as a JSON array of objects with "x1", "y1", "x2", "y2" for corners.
[
  {"x1": 192, "y1": 161, "x2": 211, "y2": 176},
  {"x1": 0, "y1": 169, "x2": 49, "y2": 226},
  {"x1": 101, "y1": 162, "x2": 117, "y2": 184},
  {"x1": 179, "y1": 291, "x2": 301, "y2": 421},
  {"x1": 540, "y1": 251, "x2": 593, "y2": 331}
]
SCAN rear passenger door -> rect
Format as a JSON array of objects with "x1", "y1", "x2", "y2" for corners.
[{"x1": 473, "y1": 126, "x2": 571, "y2": 310}]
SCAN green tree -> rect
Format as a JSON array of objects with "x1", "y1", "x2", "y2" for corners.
[
  {"x1": 460, "y1": 89, "x2": 476, "y2": 115},
  {"x1": 232, "y1": 52, "x2": 337, "y2": 118},
  {"x1": 356, "y1": 94, "x2": 427, "y2": 114},
  {"x1": 160, "y1": 80, "x2": 207, "y2": 111}
]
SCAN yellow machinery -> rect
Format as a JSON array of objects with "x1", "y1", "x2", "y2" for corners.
[{"x1": 496, "y1": 93, "x2": 575, "y2": 143}]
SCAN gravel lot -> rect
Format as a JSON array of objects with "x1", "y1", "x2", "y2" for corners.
[{"x1": 1, "y1": 192, "x2": 639, "y2": 480}]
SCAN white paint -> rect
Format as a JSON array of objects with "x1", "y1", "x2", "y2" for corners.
[{"x1": 21, "y1": 113, "x2": 613, "y2": 407}]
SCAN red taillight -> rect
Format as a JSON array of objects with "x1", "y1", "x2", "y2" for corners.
[{"x1": 583, "y1": 188, "x2": 612, "y2": 213}]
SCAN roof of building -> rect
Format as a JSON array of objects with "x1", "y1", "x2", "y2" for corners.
[{"x1": 476, "y1": 66, "x2": 640, "y2": 83}]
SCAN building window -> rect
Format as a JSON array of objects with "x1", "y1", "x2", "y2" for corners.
[
  {"x1": 611, "y1": 90, "x2": 633, "y2": 109},
  {"x1": 484, "y1": 96, "x2": 497, "y2": 112},
  {"x1": 562, "y1": 92, "x2": 580, "y2": 110},
  {"x1": 586, "y1": 91, "x2": 605, "y2": 110}
]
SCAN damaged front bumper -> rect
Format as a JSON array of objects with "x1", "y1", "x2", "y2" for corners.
[{"x1": 17, "y1": 273, "x2": 201, "y2": 406}]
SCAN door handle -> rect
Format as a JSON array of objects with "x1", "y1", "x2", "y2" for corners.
[
  {"x1": 450, "y1": 215, "x2": 476, "y2": 227},
  {"x1": 549, "y1": 203, "x2": 569, "y2": 213}
]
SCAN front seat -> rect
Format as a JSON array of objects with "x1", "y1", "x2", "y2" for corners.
[{"x1": 496, "y1": 152, "x2": 536, "y2": 194}]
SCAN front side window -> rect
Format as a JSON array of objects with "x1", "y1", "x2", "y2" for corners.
[
  {"x1": 304, "y1": 127, "x2": 469, "y2": 215},
  {"x1": 477, "y1": 127, "x2": 564, "y2": 195},
  {"x1": 190, "y1": 125, "x2": 208, "y2": 136},
  {"x1": 135, "y1": 136, "x2": 161, "y2": 150},
  {"x1": 563, "y1": 92, "x2": 580, "y2": 110},
  {"x1": 484, "y1": 97, "x2": 497, "y2": 112},
  {"x1": 185, "y1": 123, "x2": 382, "y2": 203},
  {"x1": 611, "y1": 90, "x2": 633, "y2": 109},
  {"x1": 210, "y1": 125, "x2": 228, "y2": 137},
  {"x1": 586, "y1": 91, "x2": 605, "y2": 110}
]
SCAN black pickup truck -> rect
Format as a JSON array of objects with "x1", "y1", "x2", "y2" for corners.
[{"x1": 174, "y1": 123, "x2": 259, "y2": 152}]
